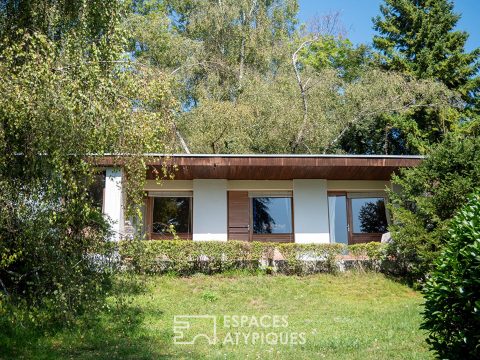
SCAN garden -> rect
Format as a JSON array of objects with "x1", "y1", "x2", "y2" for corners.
[
  {"x1": 1, "y1": 0, "x2": 480, "y2": 359},
  {"x1": 1, "y1": 273, "x2": 431, "y2": 360}
]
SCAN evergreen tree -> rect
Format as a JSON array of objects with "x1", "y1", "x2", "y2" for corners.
[
  {"x1": 337, "y1": 0, "x2": 480, "y2": 155},
  {"x1": 373, "y1": 0, "x2": 479, "y2": 107}
]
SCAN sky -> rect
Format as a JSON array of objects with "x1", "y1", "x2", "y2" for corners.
[{"x1": 297, "y1": 0, "x2": 480, "y2": 52}]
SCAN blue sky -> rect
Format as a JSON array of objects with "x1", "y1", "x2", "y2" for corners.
[{"x1": 297, "y1": 0, "x2": 480, "y2": 52}]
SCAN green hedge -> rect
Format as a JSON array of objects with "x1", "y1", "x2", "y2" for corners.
[
  {"x1": 118, "y1": 240, "x2": 385, "y2": 275},
  {"x1": 421, "y1": 192, "x2": 480, "y2": 359}
]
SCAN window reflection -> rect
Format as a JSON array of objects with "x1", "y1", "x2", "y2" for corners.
[
  {"x1": 351, "y1": 197, "x2": 388, "y2": 233},
  {"x1": 152, "y1": 197, "x2": 191, "y2": 234},
  {"x1": 89, "y1": 171, "x2": 105, "y2": 211},
  {"x1": 252, "y1": 197, "x2": 292, "y2": 234}
]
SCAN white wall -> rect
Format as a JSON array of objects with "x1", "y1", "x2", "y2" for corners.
[
  {"x1": 144, "y1": 179, "x2": 193, "y2": 191},
  {"x1": 293, "y1": 179, "x2": 330, "y2": 244},
  {"x1": 104, "y1": 168, "x2": 123, "y2": 241},
  {"x1": 327, "y1": 180, "x2": 390, "y2": 191},
  {"x1": 228, "y1": 180, "x2": 292, "y2": 191},
  {"x1": 193, "y1": 179, "x2": 228, "y2": 241}
]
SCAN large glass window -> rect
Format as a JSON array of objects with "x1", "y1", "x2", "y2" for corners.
[
  {"x1": 328, "y1": 195, "x2": 348, "y2": 244},
  {"x1": 152, "y1": 197, "x2": 192, "y2": 234},
  {"x1": 351, "y1": 197, "x2": 388, "y2": 233},
  {"x1": 252, "y1": 197, "x2": 292, "y2": 234}
]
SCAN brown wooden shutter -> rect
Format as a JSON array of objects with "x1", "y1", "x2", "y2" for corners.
[{"x1": 228, "y1": 191, "x2": 250, "y2": 241}]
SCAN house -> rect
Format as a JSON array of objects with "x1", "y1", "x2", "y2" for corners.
[{"x1": 94, "y1": 154, "x2": 422, "y2": 244}]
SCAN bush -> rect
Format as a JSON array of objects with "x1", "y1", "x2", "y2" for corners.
[
  {"x1": 348, "y1": 242, "x2": 385, "y2": 271},
  {"x1": 387, "y1": 134, "x2": 480, "y2": 284},
  {"x1": 0, "y1": 178, "x2": 116, "y2": 326},
  {"x1": 421, "y1": 191, "x2": 480, "y2": 359},
  {"x1": 119, "y1": 240, "x2": 386, "y2": 275}
]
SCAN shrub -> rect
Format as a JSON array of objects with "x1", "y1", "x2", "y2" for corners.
[
  {"x1": 348, "y1": 242, "x2": 385, "y2": 271},
  {"x1": 0, "y1": 2, "x2": 175, "y2": 329},
  {"x1": 349, "y1": 242, "x2": 384, "y2": 260},
  {"x1": 421, "y1": 191, "x2": 480, "y2": 359},
  {"x1": 119, "y1": 240, "x2": 385, "y2": 275},
  {"x1": 0, "y1": 178, "x2": 115, "y2": 326},
  {"x1": 387, "y1": 134, "x2": 480, "y2": 284}
]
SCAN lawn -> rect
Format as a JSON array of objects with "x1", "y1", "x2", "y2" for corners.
[{"x1": 1, "y1": 273, "x2": 432, "y2": 359}]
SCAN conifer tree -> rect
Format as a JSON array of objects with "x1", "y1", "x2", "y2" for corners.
[
  {"x1": 373, "y1": 0, "x2": 479, "y2": 107},
  {"x1": 339, "y1": 0, "x2": 480, "y2": 155}
]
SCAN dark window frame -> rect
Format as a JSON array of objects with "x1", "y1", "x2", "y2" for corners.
[
  {"x1": 251, "y1": 196, "x2": 294, "y2": 236},
  {"x1": 88, "y1": 170, "x2": 106, "y2": 213},
  {"x1": 327, "y1": 191, "x2": 389, "y2": 244},
  {"x1": 350, "y1": 196, "x2": 388, "y2": 234},
  {"x1": 146, "y1": 194, "x2": 193, "y2": 240}
]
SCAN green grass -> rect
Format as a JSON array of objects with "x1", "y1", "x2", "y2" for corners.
[{"x1": 1, "y1": 273, "x2": 432, "y2": 359}]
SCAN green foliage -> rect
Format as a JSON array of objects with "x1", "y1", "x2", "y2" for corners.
[
  {"x1": 129, "y1": 0, "x2": 298, "y2": 101},
  {"x1": 421, "y1": 191, "x2": 480, "y2": 359},
  {"x1": 387, "y1": 134, "x2": 480, "y2": 284},
  {"x1": 373, "y1": 0, "x2": 479, "y2": 99},
  {"x1": 369, "y1": 0, "x2": 480, "y2": 155},
  {"x1": 301, "y1": 35, "x2": 372, "y2": 81},
  {"x1": 0, "y1": 0, "x2": 174, "y2": 326},
  {"x1": 347, "y1": 242, "x2": 386, "y2": 272},
  {"x1": 117, "y1": 239, "x2": 387, "y2": 275},
  {"x1": 181, "y1": 65, "x2": 455, "y2": 154},
  {"x1": 200, "y1": 290, "x2": 219, "y2": 302},
  {"x1": 348, "y1": 242, "x2": 385, "y2": 260},
  {"x1": 124, "y1": 0, "x2": 463, "y2": 155},
  {"x1": 337, "y1": 0, "x2": 480, "y2": 155},
  {"x1": 0, "y1": 1, "x2": 126, "y2": 51}
]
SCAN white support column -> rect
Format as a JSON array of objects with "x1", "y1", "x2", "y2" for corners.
[
  {"x1": 104, "y1": 168, "x2": 123, "y2": 241},
  {"x1": 293, "y1": 179, "x2": 330, "y2": 244},
  {"x1": 193, "y1": 179, "x2": 228, "y2": 241}
]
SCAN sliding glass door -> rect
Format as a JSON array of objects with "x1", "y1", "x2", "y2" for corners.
[
  {"x1": 328, "y1": 193, "x2": 388, "y2": 244},
  {"x1": 328, "y1": 194, "x2": 349, "y2": 244}
]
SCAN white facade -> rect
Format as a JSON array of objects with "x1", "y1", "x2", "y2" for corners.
[
  {"x1": 104, "y1": 168, "x2": 123, "y2": 241},
  {"x1": 104, "y1": 170, "x2": 391, "y2": 243},
  {"x1": 192, "y1": 179, "x2": 228, "y2": 241},
  {"x1": 293, "y1": 179, "x2": 330, "y2": 244}
]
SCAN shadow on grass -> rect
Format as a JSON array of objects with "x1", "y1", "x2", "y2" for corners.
[
  {"x1": 0, "y1": 298, "x2": 202, "y2": 360},
  {"x1": 0, "y1": 311, "x2": 142, "y2": 359}
]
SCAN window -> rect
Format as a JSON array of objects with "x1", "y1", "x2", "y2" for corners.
[
  {"x1": 328, "y1": 195, "x2": 348, "y2": 244},
  {"x1": 88, "y1": 171, "x2": 105, "y2": 212},
  {"x1": 328, "y1": 192, "x2": 389, "y2": 245},
  {"x1": 252, "y1": 197, "x2": 292, "y2": 234},
  {"x1": 351, "y1": 197, "x2": 388, "y2": 233},
  {"x1": 152, "y1": 197, "x2": 192, "y2": 235}
]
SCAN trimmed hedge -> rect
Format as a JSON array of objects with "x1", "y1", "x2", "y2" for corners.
[
  {"x1": 118, "y1": 240, "x2": 385, "y2": 275},
  {"x1": 347, "y1": 242, "x2": 385, "y2": 271}
]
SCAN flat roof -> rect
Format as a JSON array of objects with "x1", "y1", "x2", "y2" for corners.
[
  {"x1": 97, "y1": 153, "x2": 424, "y2": 159},
  {"x1": 94, "y1": 153, "x2": 422, "y2": 181}
]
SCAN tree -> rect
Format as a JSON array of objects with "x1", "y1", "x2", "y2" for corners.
[
  {"x1": 0, "y1": 1, "x2": 174, "y2": 323},
  {"x1": 300, "y1": 35, "x2": 372, "y2": 82},
  {"x1": 367, "y1": 0, "x2": 480, "y2": 154},
  {"x1": 386, "y1": 134, "x2": 480, "y2": 284},
  {"x1": 373, "y1": 0, "x2": 479, "y2": 101},
  {"x1": 126, "y1": 1, "x2": 460, "y2": 155},
  {"x1": 0, "y1": 0, "x2": 127, "y2": 63},
  {"x1": 129, "y1": 0, "x2": 298, "y2": 100},
  {"x1": 126, "y1": 0, "x2": 299, "y2": 153}
]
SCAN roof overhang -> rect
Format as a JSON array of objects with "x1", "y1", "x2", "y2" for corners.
[{"x1": 94, "y1": 154, "x2": 423, "y2": 181}]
